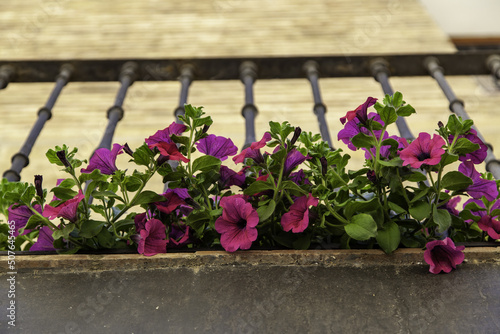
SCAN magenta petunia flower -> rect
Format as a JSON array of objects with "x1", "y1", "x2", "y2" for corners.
[
  {"x1": 284, "y1": 149, "x2": 308, "y2": 175},
  {"x1": 155, "y1": 189, "x2": 187, "y2": 215},
  {"x1": 281, "y1": 194, "x2": 319, "y2": 233},
  {"x1": 196, "y1": 134, "x2": 238, "y2": 161},
  {"x1": 424, "y1": 237, "x2": 465, "y2": 274},
  {"x1": 151, "y1": 142, "x2": 190, "y2": 163},
  {"x1": 399, "y1": 132, "x2": 445, "y2": 169},
  {"x1": 215, "y1": 196, "x2": 259, "y2": 252},
  {"x1": 478, "y1": 215, "x2": 500, "y2": 240},
  {"x1": 219, "y1": 165, "x2": 246, "y2": 189},
  {"x1": 8, "y1": 204, "x2": 42, "y2": 237},
  {"x1": 168, "y1": 224, "x2": 191, "y2": 248},
  {"x1": 43, "y1": 191, "x2": 85, "y2": 223},
  {"x1": 137, "y1": 218, "x2": 167, "y2": 256},
  {"x1": 459, "y1": 160, "x2": 498, "y2": 201},
  {"x1": 145, "y1": 122, "x2": 187, "y2": 148},
  {"x1": 340, "y1": 97, "x2": 377, "y2": 125},
  {"x1": 30, "y1": 226, "x2": 56, "y2": 252},
  {"x1": 449, "y1": 129, "x2": 487, "y2": 164},
  {"x1": 233, "y1": 132, "x2": 272, "y2": 164},
  {"x1": 290, "y1": 169, "x2": 312, "y2": 186},
  {"x1": 81, "y1": 143, "x2": 123, "y2": 175}
]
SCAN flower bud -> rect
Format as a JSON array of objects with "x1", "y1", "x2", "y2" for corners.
[
  {"x1": 367, "y1": 170, "x2": 377, "y2": 183},
  {"x1": 290, "y1": 127, "x2": 302, "y2": 146},
  {"x1": 184, "y1": 197, "x2": 201, "y2": 210},
  {"x1": 34, "y1": 175, "x2": 43, "y2": 198},
  {"x1": 320, "y1": 157, "x2": 328, "y2": 176},
  {"x1": 202, "y1": 124, "x2": 210, "y2": 134},
  {"x1": 123, "y1": 142, "x2": 134, "y2": 157},
  {"x1": 438, "y1": 121, "x2": 444, "y2": 128},
  {"x1": 56, "y1": 150, "x2": 72, "y2": 168}
]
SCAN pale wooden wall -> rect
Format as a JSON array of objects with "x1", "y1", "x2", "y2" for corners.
[{"x1": 1, "y1": 0, "x2": 499, "y2": 192}]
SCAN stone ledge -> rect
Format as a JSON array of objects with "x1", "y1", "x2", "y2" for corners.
[{"x1": 2, "y1": 247, "x2": 499, "y2": 273}]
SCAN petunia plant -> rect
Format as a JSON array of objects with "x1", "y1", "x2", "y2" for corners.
[{"x1": 1, "y1": 94, "x2": 499, "y2": 274}]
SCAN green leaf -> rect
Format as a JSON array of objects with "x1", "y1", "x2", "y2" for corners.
[
  {"x1": 351, "y1": 133, "x2": 377, "y2": 149},
  {"x1": 440, "y1": 152, "x2": 459, "y2": 167},
  {"x1": 79, "y1": 169, "x2": 108, "y2": 183},
  {"x1": 114, "y1": 219, "x2": 135, "y2": 232},
  {"x1": 193, "y1": 116, "x2": 213, "y2": 128},
  {"x1": 96, "y1": 229, "x2": 116, "y2": 248},
  {"x1": 396, "y1": 105, "x2": 416, "y2": 117},
  {"x1": 409, "y1": 200, "x2": 431, "y2": 221},
  {"x1": 79, "y1": 220, "x2": 104, "y2": 238},
  {"x1": 441, "y1": 171, "x2": 473, "y2": 191},
  {"x1": 392, "y1": 92, "x2": 403, "y2": 108},
  {"x1": 133, "y1": 144, "x2": 153, "y2": 166},
  {"x1": 243, "y1": 181, "x2": 275, "y2": 196},
  {"x1": 256, "y1": 199, "x2": 275, "y2": 221},
  {"x1": 377, "y1": 157, "x2": 402, "y2": 167},
  {"x1": 447, "y1": 114, "x2": 462, "y2": 134},
  {"x1": 133, "y1": 191, "x2": 165, "y2": 206},
  {"x1": 186, "y1": 211, "x2": 211, "y2": 236},
  {"x1": 281, "y1": 181, "x2": 308, "y2": 196},
  {"x1": 292, "y1": 234, "x2": 311, "y2": 250},
  {"x1": 376, "y1": 221, "x2": 400, "y2": 254},
  {"x1": 24, "y1": 214, "x2": 47, "y2": 230},
  {"x1": 20, "y1": 186, "x2": 36, "y2": 205},
  {"x1": 50, "y1": 187, "x2": 78, "y2": 201},
  {"x1": 53, "y1": 224, "x2": 75, "y2": 240},
  {"x1": 345, "y1": 213, "x2": 377, "y2": 241},
  {"x1": 453, "y1": 137, "x2": 480, "y2": 155},
  {"x1": 432, "y1": 205, "x2": 451, "y2": 233},
  {"x1": 192, "y1": 155, "x2": 222, "y2": 173},
  {"x1": 379, "y1": 105, "x2": 398, "y2": 125},
  {"x1": 344, "y1": 197, "x2": 380, "y2": 219},
  {"x1": 124, "y1": 175, "x2": 142, "y2": 192},
  {"x1": 407, "y1": 172, "x2": 427, "y2": 182}
]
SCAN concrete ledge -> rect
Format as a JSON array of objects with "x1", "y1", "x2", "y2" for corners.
[{"x1": 1, "y1": 248, "x2": 500, "y2": 333}]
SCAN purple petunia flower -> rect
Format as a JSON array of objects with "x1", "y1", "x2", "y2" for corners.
[
  {"x1": 340, "y1": 97, "x2": 377, "y2": 125},
  {"x1": 81, "y1": 143, "x2": 123, "y2": 175},
  {"x1": 449, "y1": 129, "x2": 487, "y2": 164},
  {"x1": 196, "y1": 134, "x2": 238, "y2": 161},
  {"x1": 289, "y1": 169, "x2": 311, "y2": 186},
  {"x1": 43, "y1": 191, "x2": 85, "y2": 223},
  {"x1": 168, "y1": 224, "x2": 192, "y2": 248},
  {"x1": 219, "y1": 166, "x2": 246, "y2": 189},
  {"x1": 155, "y1": 189, "x2": 187, "y2": 215},
  {"x1": 283, "y1": 149, "x2": 308, "y2": 175},
  {"x1": 281, "y1": 194, "x2": 319, "y2": 233},
  {"x1": 424, "y1": 237, "x2": 465, "y2": 274},
  {"x1": 8, "y1": 204, "x2": 43, "y2": 237},
  {"x1": 215, "y1": 195, "x2": 259, "y2": 252},
  {"x1": 399, "y1": 132, "x2": 445, "y2": 169},
  {"x1": 137, "y1": 218, "x2": 168, "y2": 256},
  {"x1": 30, "y1": 226, "x2": 56, "y2": 252},
  {"x1": 459, "y1": 160, "x2": 498, "y2": 201},
  {"x1": 233, "y1": 132, "x2": 272, "y2": 164},
  {"x1": 145, "y1": 122, "x2": 187, "y2": 148},
  {"x1": 338, "y1": 113, "x2": 385, "y2": 151}
]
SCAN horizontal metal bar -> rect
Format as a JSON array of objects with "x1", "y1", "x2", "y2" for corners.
[{"x1": 1, "y1": 51, "x2": 499, "y2": 83}]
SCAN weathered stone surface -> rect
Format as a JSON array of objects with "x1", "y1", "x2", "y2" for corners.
[{"x1": 1, "y1": 248, "x2": 500, "y2": 333}]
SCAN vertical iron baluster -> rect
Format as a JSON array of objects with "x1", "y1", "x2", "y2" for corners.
[
  {"x1": 0, "y1": 65, "x2": 14, "y2": 90},
  {"x1": 487, "y1": 54, "x2": 500, "y2": 87},
  {"x1": 97, "y1": 62, "x2": 137, "y2": 150},
  {"x1": 371, "y1": 58, "x2": 414, "y2": 141},
  {"x1": 3, "y1": 64, "x2": 73, "y2": 181},
  {"x1": 173, "y1": 64, "x2": 195, "y2": 123},
  {"x1": 240, "y1": 61, "x2": 258, "y2": 148},
  {"x1": 303, "y1": 61, "x2": 334, "y2": 148},
  {"x1": 425, "y1": 57, "x2": 500, "y2": 179}
]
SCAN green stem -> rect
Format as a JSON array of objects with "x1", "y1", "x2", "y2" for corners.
[{"x1": 322, "y1": 199, "x2": 349, "y2": 225}]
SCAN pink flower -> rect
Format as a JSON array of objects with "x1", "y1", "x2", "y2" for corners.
[
  {"x1": 281, "y1": 194, "x2": 319, "y2": 233},
  {"x1": 151, "y1": 142, "x2": 190, "y2": 163},
  {"x1": 233, "y1": 132, "x2": 272, "y2": 164},
  {"x1": 215, "y1": 196, "x2": 259, "y2": 252},
  {"x1": 424, "y1": 237, "x2": 465, "y2": 274},
  {"x1": 43, "y1": 191, "x2": 85, "y2": 223},
  {"x1": 145, "y1": 122, "x2": 187, "y2": 148},
  {"x1": 340, "y1": 97, "x2": 377, "y2": 125},
  {"x1": 137, "y1": 218, "x2": 167, "y2": 256},
  {"x1": 399, "y1": 132, "x2": 445, "y2": 169},
  {"x1": 154, "y1": 189, "x2": 187, "y2": 214},
  {"x1": 477, "y1": 215, "x2": 500, "y2": 240},
  {"x1": 8, "y1": 204, "x2": 42, "y2": 237}
]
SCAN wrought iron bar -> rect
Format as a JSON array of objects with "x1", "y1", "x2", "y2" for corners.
[
  {"x1": 173, "y1": 64, "x2": 195, "y2": 123},
  {"x1": 425, "y1": 57, "x2": 500, "y2": 179},
  {"x1": 0, "y1": 65, "x2": 14, "y2": 90},
  {"x1": 486, "y1": 54, "x2": 500, "y2": 86},
  {"x1": 1, "y1": 51, "x2": 499, "y2": 83},
  {"x1": 97, "y1": 62, "x2": 137, "y2": 150},
  {"x1": 371, "y1": 59, "x2": 415, "y2": 141},
  {"x1": 240, "y1": 61, "x2": 258, "y2": 148},
  {"x1": 303, "y1": 61, "x2": 333, "y2": 148},
  {"x1": 3, "y1": 64, "x2": 73, "y2": 181}
]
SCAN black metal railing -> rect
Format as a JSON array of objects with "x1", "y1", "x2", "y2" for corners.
[{"x1": 1, "y1": 51, "x2": 500, "y2": 181}]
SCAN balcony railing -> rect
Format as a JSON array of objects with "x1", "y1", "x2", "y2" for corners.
[{"x1": 1, "y1": 51, "x2": 500, "y2": 181}]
